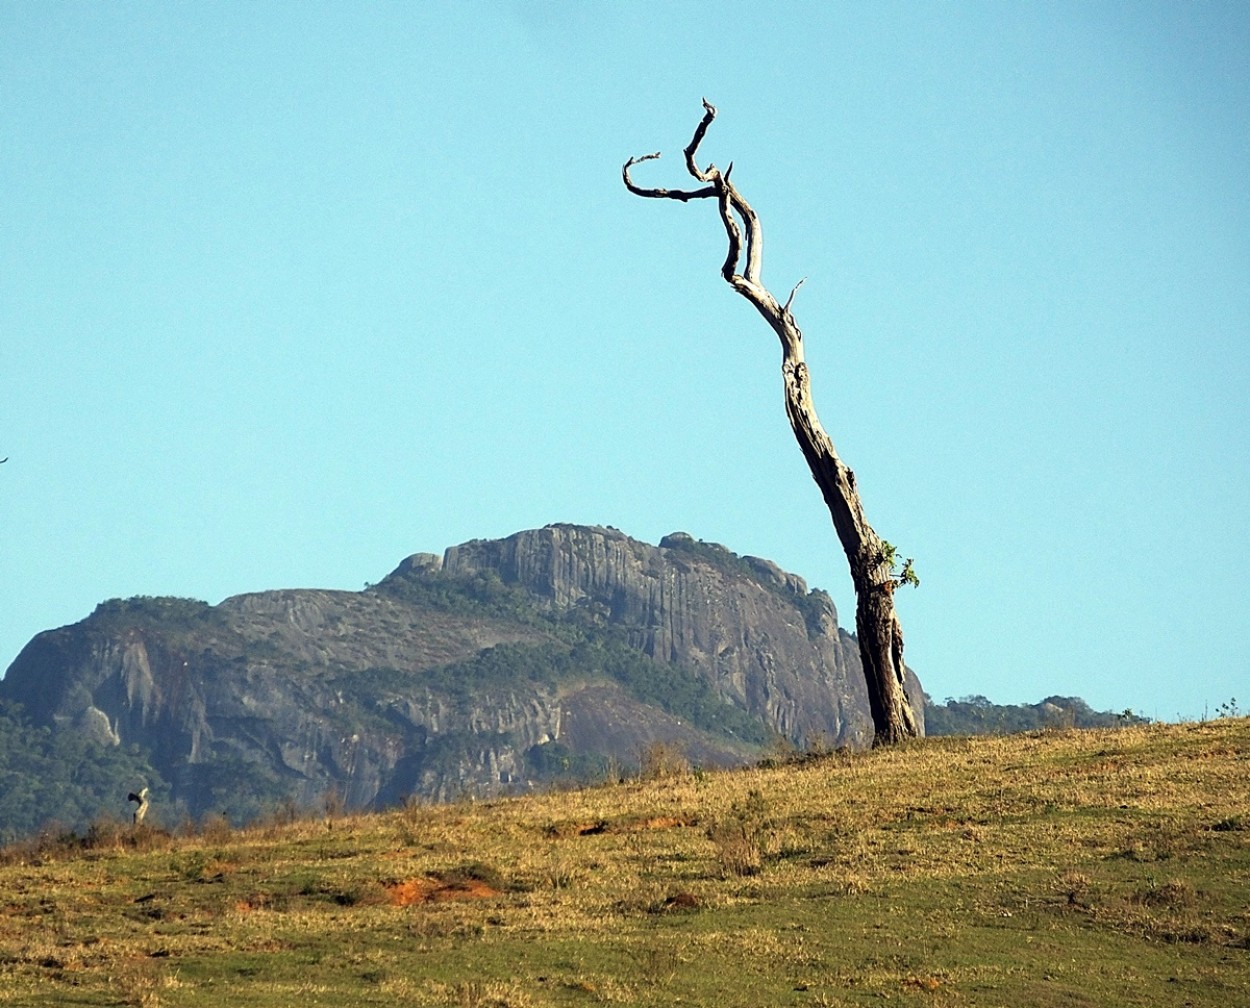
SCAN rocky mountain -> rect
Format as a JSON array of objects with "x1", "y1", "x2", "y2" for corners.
[{"x1": 0, "y1": 524, "x2": 924, "y2": 825}]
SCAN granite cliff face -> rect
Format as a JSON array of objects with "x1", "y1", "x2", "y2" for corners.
[
  {"x1": 440, "y1": 525, "x2": 888, "y2": 744},
  {"x1": 1, "y1": 525, "x2": 923, "y2": 823}
]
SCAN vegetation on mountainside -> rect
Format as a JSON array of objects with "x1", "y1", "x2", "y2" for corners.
[
  {"x1": 658, "y1": 532, "x2": 773, "y2": 585},
  {"x1": 90, "y1": 596, "x2": 225, "y2": 635},
  {"x1": 374, "y1": 563, "x2": 769, "y2": 744},
  {"x1": 0, "y1": 719, "x2": 1246, "y2": 1007},
  {"x1": 411, "y1": 638, "x2": 768, "y2": 746},
  {"x1": 0, "y1": 700, "x2": 164, "y2": 843},
  {"x1": 371, "y1": 566, "x2": 545, "y2": 625}
]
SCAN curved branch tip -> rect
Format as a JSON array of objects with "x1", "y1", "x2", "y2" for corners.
[{"x1": 783, "y1": 277, "x2": 807, "y2": 314}]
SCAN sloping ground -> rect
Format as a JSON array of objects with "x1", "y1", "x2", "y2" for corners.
[{"x1": 0, "y1": 718, "x2": 1246, "y2": 1007}]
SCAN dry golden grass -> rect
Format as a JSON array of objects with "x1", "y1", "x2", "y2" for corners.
[{"x1": 0, "y1": 719, "x2": 1247, "y2": 1006}]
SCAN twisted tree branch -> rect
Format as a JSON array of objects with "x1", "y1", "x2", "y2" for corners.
[
  {"x1": 621, "y1": 152, "x2": 715, "y2": 202},
  {"x1": 682, "y1": 97, "x2": 719, "y2": 182}
]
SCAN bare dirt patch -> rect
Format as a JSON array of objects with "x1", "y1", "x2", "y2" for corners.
[{"x1": 384, "y1": 877, "x2": 501, "y2": 906}]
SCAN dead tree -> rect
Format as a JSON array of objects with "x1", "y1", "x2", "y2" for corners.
[{"x1": 623, "y1": 100, "x2": 922, "y2": 746}]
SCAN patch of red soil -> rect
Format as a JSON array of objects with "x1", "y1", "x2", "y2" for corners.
[{"x1": 384, "y1": 877, "x2": 500, "y2": 906}]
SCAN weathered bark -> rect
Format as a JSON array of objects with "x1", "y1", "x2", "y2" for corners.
[{"x1": 624, "y1": 99, "x2": 921, "y2": 746}]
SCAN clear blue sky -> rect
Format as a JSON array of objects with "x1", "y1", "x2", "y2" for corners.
[{"x1": 3, "y1": 2, "x2": 1247, "y2": 722}]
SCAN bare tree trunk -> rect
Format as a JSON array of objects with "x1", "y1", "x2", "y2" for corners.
[{"x1": 623, "y1": 100, "x2": 921, "y2": 746}]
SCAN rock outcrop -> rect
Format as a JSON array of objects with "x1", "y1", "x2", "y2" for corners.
[
  {"x1": 1, "y1": 525, "x2": 923, "y2": 823},
  {"x1": 439, "y1": 525, "x2": 890, "y2": 744}
]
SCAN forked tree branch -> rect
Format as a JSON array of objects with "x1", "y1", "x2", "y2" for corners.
[
  {"x1": 783, "y1": 277, "x2": 807, "y2": 316},
  {"x1": 623, "y1": 101, "x2": 850, "y2": 532},
  {"x1": 624, "y1": 100, "x2": 777, "y2": 322}
]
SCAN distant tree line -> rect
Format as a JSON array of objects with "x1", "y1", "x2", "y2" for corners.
[{"x1": 924, "y1": 694, "x2": 1149, "y2": 736}]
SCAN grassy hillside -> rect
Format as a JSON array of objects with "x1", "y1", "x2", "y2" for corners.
[{"x1": 1, "y1": 720, "x2": 1246, "y2": 1007}]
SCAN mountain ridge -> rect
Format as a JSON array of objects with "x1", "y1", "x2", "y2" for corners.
[{"x1": 0, "y1": 524, "x2": 921, "y2": 826}]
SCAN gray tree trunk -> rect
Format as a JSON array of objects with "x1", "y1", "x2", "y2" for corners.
[{"x1": 624, "y1": 100, "x2": 921, "y2": 746}]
